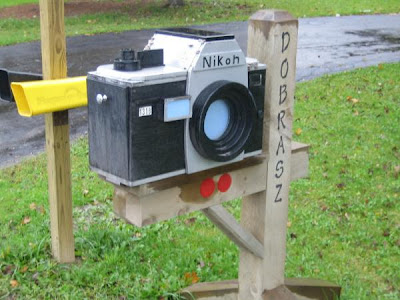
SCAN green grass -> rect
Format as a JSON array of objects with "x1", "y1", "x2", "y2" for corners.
[
  {"x1": 1, "y1": 63, "x2": 399, "y2": 299},
  {"x1": 0, "y1": 0, "x2": 35, "y2": 8},
  {"x1": 0, "y1": 0, "x2": 399, "y2": 46}
]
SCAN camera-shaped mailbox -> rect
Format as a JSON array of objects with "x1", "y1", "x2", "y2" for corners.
[{"x1": 87, "y1": 28, "x2": 266, "y2": 186}]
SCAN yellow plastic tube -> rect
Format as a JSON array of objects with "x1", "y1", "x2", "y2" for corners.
[{"x1": 11, "y1": 76, "x2": 87, "y2": 117}]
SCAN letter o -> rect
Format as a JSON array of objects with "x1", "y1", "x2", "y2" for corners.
[{"x1": 280, "y1": 58, "x2": 289, "y2": 79}]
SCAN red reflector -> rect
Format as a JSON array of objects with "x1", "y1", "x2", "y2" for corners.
[
  {"x1": 200, "y1": 178, "x2": 215, "y2": 198},
  {"x1": 218, "y1": 173, "x2": 232, "y2": 192}
]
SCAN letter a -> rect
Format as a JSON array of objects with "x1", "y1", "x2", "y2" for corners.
[{"x1": 276, "y1": 136, "x2": 285, "y2": 156}]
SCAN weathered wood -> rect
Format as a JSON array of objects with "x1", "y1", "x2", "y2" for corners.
[
  {"x1": 180, "y1": 280, "x2": 239, "y2": 300},
  {"x1": 181, "y1": 279, "x2": 341, "y2": 300},
  {"x1": 284, "y1": 278, "x2": 341, "y2": 300},
  {"x1": 115, "y1": 142, "x2": 308, "y2": 197},
  {"x1": 113, "y1": 157, "x2": 268, "y2": 227},
  {"x1": 202, "y1": 205, "x2": 264, "y2": 259},
  {"x1": 239, "y1": 10, "x2": 299, "y2": 299},
  {"x1": 112, "y1": 143, "x2": 307, "y2": 227},
  {"x1": 119, "y1": 154, "x2": 268, "y2": 198},
  {"x1": 40, "y1": 0, "x2": 75, "y2": 263}
]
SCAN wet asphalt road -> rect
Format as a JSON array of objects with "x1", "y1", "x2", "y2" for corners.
[{"x1": 0, "y1": 14, "x2": 399, "y2": 168}]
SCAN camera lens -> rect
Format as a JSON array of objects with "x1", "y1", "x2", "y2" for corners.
[
  {"x1": 204, "y1": 99, "x2": 230, "y2": 140},
  {"x1": 190, "y1": 81, "x2": 256, "y2": 162}
]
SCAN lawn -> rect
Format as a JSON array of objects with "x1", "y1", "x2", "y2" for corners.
[
  {"x1": 0, "y1": 63, "x2": 399, "y2": 299},
  {"x1": 0, "y1": 0, "x2": 399, "y2": 46}
]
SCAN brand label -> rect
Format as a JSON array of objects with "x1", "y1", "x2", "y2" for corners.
[
  {"x1": 202, "y1": 54, "x2": 241, "y2": 69},
  {"x1": 139, "y1": 106, "x2": 152, "y2": 117},
  {"x1": 194, "y1": 50, "x2": 245, "y2": 71}
]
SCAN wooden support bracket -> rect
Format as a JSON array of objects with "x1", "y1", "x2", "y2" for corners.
[{"x1": 202, "y1": 204, "x2": 264, "y2": 259}]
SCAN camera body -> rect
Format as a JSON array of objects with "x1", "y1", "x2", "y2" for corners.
[{"x1": 87, "y1": 28, "x2": 266, "y2": 186}]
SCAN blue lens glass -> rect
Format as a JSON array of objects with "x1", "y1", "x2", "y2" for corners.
[{"x1": 204, "y1": 99, "x2": 230, "y2": 140}]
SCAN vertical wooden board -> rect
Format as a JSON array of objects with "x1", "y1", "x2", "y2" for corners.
[
  {"x1": 45, "y1": 111, "x2": 74, "y2": 262},
  {"x1": 239, "y1": 10, "x2": 298, "y2": 299},
  {"x1": 40, "y1": 0, "x2": 74, "y2": 263}
]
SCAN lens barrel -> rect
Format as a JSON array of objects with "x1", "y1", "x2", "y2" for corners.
[{"x1": 189, "y1": 80, "x2": 257, "y2": 162}]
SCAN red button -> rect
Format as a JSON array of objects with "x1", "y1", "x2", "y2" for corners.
[
  {"x1": 218, "y1": 173, "x2": 232, "y2": 192},
  {"x1": 200, "y1": 178, "x2": 215, "y2": 198}
]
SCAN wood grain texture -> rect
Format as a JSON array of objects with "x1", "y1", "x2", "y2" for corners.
[
  {"x1": 40, "y1": 0, "x2": 75, "y2": 263},
  {"x1": 116, "y1": 142, "x2": 308, "y2": 198},
  {"x1": 113, "y1": 157, "x2": 268, "y2": 227},
  {"x1": 112, "y1": 143, "x2": 308, "y2": 227},
  {"x1": 202, "y1": 205, "x2": 264, "y2": 259},
  {"x1": 239, "y1": 10, "x2": 299, "y2": 299},
  {"x1": 181, "y1": 278, "x2": 340, "y2": 300}
]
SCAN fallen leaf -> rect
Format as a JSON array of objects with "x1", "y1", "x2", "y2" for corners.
[
  {"x1": 378, "y1": 64, "x2": 384, "y2": 70},
  {"x1": 344, "y1": 213, "x2": 350, "y2": 220},
  {"x1": 184, "y1": 217, "x2": 197, "y2": 225},
  {"x1": 336, "y1": 183, "x2": 346, "y2": 189},
  {"x1": 353, "y1": 110, "x2": 359, "y2": 116},
  {"x1": 184, "y1": 271, "x2": 199, "y2": 284},
  {"x1": 287, "y1": 221, "x2": 292, "y2": 228},
  {"x1": 2, "y1": 265, "x2": 15, "y2": 275},
  {"x1": 22, "y1": 216, "x2": 31, "y2": 225},
  {"x1": 32, "y1": 272, "x2": 39, "y2": 281},
  {"x1": 320, "y1": 204, "x2": 328, "y2": 211},
  {"x1": 29, "y1": 203, "x2": 37, "y2": 210},
  {"x1": 295, "y1": 128, "x2": 302, "y2": 136},
  {"x1": 394, "y1": 166, "x2": 400, "y2": 179},
  {"x1": 198, "y1": 260, "x2": 205, "y2": 268},
  {"x1": 351, "y1": 98, "x2": 359, "y2": 104},
  {"x1": 346, "y1": 96, "x2": 353, "y2": 101},
  {"x1": 10, "y1": 280, "x2": 18, "y2": 288},
  {"x1": 20, "y1": 266, "x2": 29, "y2": 273},
  {"x1": 83, "y1": 189, "x2": 89, "y2": 196},
  {"x1": 37, "y1": 206, "x2": 45, "y2": 215}
]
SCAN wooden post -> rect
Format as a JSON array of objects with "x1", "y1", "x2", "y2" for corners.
[
  {"x1": 239, "y1": 10, "x2": 298, "y2": 299},
  {"x1": 40, "y1": 0, "x2": 75, "y2": 263}
]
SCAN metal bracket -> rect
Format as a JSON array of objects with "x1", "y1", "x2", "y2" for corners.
[{"x1": 0, "y1": 68, "x2": 42, "y2": 102}]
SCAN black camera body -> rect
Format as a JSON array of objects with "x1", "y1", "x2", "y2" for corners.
[{"x1": 87, "y1": 28, "x2": 266, "y2": 186}]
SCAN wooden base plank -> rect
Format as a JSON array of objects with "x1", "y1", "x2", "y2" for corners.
[
  {"x1": 180, "y1": 279, "x2": 341, "y2": 300},
  {"x1": 112, "y1": 143, "x2": 309, "y2": 227}
]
